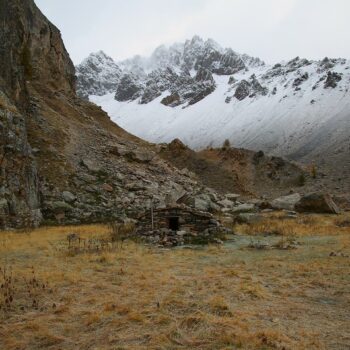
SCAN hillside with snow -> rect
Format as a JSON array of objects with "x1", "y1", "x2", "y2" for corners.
[{"x1": 76, "y1": 36, "x2": 350, "y2": 176}]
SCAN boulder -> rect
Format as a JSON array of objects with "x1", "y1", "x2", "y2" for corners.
[
  {"x1": 107, "y1": 143, "x2": 129, "y2": 157},
  {"x1": 209, "y1": 202, "x2": 221, "y2": 212},
  {"x1": 177, "y1": 194, "x2": 213, "y2": 212},
  {"x1": 102, "y1": 183, "x2": 113, "y2": 192},
  {"x1": 51, "y1": 201, "x2": 73, "y2": 213},
  {"x1": 235, "y1": 213, "x2": 263, "y2": 224},
  {"x1": 295, "y1": 193, "x2": 340, "y2": 214},
  {"x1": 81, "y1": 159, "x2": 101, "y2": 173},
  {"x1": 78, "y1": 173, "x2": 97, "y2": 183},
  {"x1": 234, "y1": 80, "x2": 250, "y2": 100},
  {"x1": 128, "y1": 149, "x2": 155, "y2": 163},
  {"x1": 226, "y1": 193, "x2": 240, "y2": 201},
  {"x1": 193, "y1": 198, "x2": 211, "y2": 211},
  {"x1": 161, "y1": 93, "x2": 181, "y2": 107},
  {"x1": 218, "y1": 199, "x2": 234, "y2": 208},
  {"x1": 271, "y1": 193, "x2": 301, "y2": 211},
  {"x1": 62, "y1": 191, "x2": 76, "y2": 203},
  {"x1": 232, "y1": 203, "x2": 255, "y2": 213}
]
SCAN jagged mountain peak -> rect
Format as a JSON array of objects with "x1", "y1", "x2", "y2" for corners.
[
  {"x1": 82, "y1": 50, "x2": 115, "y2": 64},
  {"x1": 203, "y1": 37, "x2": 223, "y2": 51},
  {"x1": 116, "y1": 35, "x2": 260, "y2": 73},
  {"x1": 77, "y1": 36, "x2": 264, "y2": 103},
  {"x1": 76, "y1": 50, "x2": 121, "y2": 98},
  {"x1": 187, "y1": 34, "x2": 204, "y2": 44}
]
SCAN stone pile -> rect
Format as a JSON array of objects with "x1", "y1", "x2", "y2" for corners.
[{"x1": 139, "y1": 227, "x2": 228, "y2": 247}]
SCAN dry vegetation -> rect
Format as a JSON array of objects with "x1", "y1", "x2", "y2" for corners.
[
  {"x1": 236, "y1": 211, "x2": 350, "y2": 237},
  {"x1": 0, "y1": 214, "x2": 349, "y2": 349}
]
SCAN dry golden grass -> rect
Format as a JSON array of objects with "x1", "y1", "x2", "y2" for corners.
[
  {"x1": 0, "y1": 220, "x2": 349, "y2": 350},
  {"x1": 236, "y1": 212, "x2": 350, "y2": 237}
]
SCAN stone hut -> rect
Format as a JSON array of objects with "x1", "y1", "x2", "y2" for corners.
[{"x1": 136, "y1": 205, "x2": 228, "y2": 246}]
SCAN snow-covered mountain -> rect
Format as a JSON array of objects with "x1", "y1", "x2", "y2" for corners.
[
  {"x1": 76, "y1": 36, "x2": 350, "y2": 173},
  {"x1": 76, "y1": 50, "x2": 121, "y2": 99}
]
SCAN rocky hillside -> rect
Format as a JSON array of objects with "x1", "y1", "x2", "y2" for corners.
[
  {"x1": 77, "y1": 38, "x2": 350, "y2": 188},
  {"x1": 0, "y1": 0, "x2": 239, "y2": 229},
  {"x1": 158, "y1": 139, "x2": 308, "y2": 197}
]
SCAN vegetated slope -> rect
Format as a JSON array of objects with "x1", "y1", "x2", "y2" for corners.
[
  {"x1": 76, "y1": 38, "x2": 350, "y2": 188},
  {"x1": 0, "y1": 0, "x2": 223, "y2": 229}
]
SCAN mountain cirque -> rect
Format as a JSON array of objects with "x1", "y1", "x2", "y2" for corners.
[{"x1": 77, "y1": 37, "x2": 350, "y2": 192}]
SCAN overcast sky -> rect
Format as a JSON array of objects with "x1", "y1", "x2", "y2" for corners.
[{"x1": 35, "y1": 0, "x2": 350, "y2": 65}]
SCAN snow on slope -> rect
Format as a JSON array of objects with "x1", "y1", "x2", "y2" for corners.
[{"x1": 91, "y1": 60, "x2": 350, "y2": 159}]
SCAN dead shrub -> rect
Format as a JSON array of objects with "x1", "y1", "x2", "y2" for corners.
[
  {"x1": 0, "y1": 265, "x2": 54, "y2": 317},
  {"x1": 108, "y1": 222, "x2": 135, "y2": 249}
]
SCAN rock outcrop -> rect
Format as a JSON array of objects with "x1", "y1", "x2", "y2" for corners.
[
  {"x1": 0, "y1": 0, "x2": 75, "y2": 228},
  {"x1": 271, "y1": 193, "x2": 301, "y2": 211},
  {"x1": 295, "y1": 193, "x2": 340, "y2": 214},
  {"x1": 115, "y1": 73, "x2": 142, "y2": 101}
]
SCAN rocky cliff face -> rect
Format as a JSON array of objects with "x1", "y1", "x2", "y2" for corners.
[
  {"x1": 0, "y1": 0, "x2": 75, "y2": 101},
  {"x1": 0, "y1": 92, "x2": 41, "y2": 228},
  {"x1": 0, "y1": 0, "x2": 75, "y2": 227}
]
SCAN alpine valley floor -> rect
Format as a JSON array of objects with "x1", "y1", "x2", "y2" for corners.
[{"x1": 0, "y1": 212, "x2": 349, "y2": 350}]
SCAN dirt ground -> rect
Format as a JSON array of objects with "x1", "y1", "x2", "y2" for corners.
[{"x1": 0, "y1": 214, "x2": 349, "y2": 349}]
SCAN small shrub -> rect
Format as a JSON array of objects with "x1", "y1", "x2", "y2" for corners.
[
  {"x1": 0, "y1": 265, "x2": 53, "y2": 317},
  {"x1": 108, "y1": 222, "x2": 135, "y2": 249}
]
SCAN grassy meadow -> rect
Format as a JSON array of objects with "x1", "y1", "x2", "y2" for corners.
[{"x1": 0, "y1": 213, "x2": 349, "y2": 349}]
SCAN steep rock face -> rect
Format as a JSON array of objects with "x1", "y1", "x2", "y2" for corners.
[
  {"x1": 233, "y1": 74, "x2": 268, "y2": 100},
  {"x1": 113, "y1": 65, "x2": 216, "y2": 107},
  {"x1": 76, "y1": 51, "x2": 121, "y2": 99},
  {"x1": 0, "y1": 0, "x2": 75, "y2": 228},
  {"x1": 0, "y1": 93, "x2": 41, "y2": 228},
  {"x1": 0, "y1": 0, "x2": 75, "y2": 102},
  {"x1": 115, "y1": 73, "x2": 142, "y2": 101}
]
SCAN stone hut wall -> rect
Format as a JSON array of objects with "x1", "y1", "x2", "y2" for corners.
[{"x1": 137, "y1": 207, "x2": 218, "y2": 234}]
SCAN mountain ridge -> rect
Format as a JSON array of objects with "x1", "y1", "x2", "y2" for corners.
[{"x1": 76, "y1": 37, "x2": 350, "y2": 190}]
